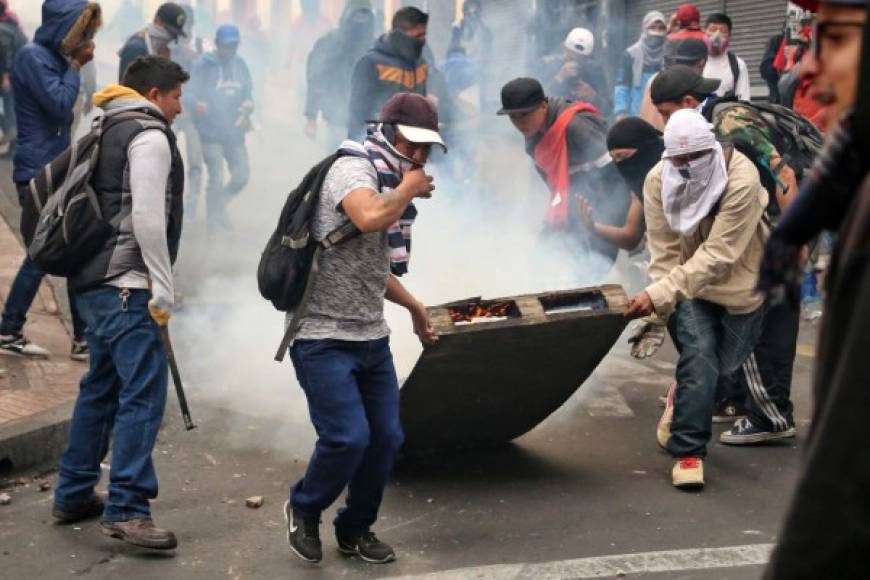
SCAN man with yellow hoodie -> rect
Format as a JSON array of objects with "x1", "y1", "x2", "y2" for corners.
[{"x1": 52, "y1": 55, "x2": 189, "y2": 551}]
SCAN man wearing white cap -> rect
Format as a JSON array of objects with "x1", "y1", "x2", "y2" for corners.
[
  {"x1": 282, "y1": 93, "x2": 445, "y2": 565},
  {"x1": 625, "y1": 108, "x2": 769, "y2": 489},
  {"x1": 543, "y1": 27, "x2": 609, "y2": 114}
]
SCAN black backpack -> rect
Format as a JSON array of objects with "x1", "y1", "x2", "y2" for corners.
[
  {"x1": 257, "y1": 153, "x2": 360, "y2": 361},
  {"x1": 27, "y1": 109, "x2": 158, "y2": 277}
]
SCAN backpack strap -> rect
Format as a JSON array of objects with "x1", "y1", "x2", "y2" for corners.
[{"x1": 727, "y1": 52, "x2": 740, "y2": 93}]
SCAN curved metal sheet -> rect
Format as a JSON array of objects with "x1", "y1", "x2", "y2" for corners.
[{"x1": 400, "y1": 285, "x2": 628, "y2": 452}]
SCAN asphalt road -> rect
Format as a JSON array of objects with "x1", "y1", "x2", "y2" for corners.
[{"x1": 0, "y1": 321, "x2": 817, "y2": 580}]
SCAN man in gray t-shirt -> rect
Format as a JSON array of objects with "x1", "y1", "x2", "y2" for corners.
[{"x1": 284, "y1": 93, "x2": 445, "y2": 565}]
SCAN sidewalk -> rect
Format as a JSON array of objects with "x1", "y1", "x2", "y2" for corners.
[{"x1": 0, "y1": 178, "x2": 84, "y2": 475}]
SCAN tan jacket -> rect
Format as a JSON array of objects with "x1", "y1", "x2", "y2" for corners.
[{"x1": 643, "y1": 150, "x2": 769, "y2": 318}]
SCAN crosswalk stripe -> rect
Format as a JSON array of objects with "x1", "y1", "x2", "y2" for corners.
[{"x1": 389, "y1": 543, "x2": 774, "y2": 580}]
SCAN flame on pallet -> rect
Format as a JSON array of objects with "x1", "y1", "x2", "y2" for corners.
[{"x1": 448, "y1": 300, "x2": 516, "y2": 324}]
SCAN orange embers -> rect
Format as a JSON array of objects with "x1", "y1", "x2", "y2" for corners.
[{"x1": 448, "y1": 300, "x2": 517, "y2": 324}]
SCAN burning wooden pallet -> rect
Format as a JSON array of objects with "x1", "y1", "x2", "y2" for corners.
[{"x1": 399, "y1": 284, "x2": 629, "y2": 452}]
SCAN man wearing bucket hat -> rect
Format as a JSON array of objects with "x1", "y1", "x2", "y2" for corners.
[
  {"x1": 625, "y1": 108, "x2": 769, "y2": 490},
  {"x1": 283, "y1": 93, "x2": 444, "y2": 565},
  {"x1": 118, "y1": 2, "x2": 186, "y2": 81},
  {"x1": 760, "y1": 1, "x2": 870, "y2": 576}
]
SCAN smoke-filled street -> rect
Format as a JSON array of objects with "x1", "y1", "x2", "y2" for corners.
[
  {"x1": 2, "y1": 0, "x2": 869, "y2": 578},
  {"x1": 1, "y1": 322, "x2": 817, "y2": 579}
]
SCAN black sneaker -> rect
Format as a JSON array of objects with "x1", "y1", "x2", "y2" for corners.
[
  {"x1": 284, "y1": 501, "x2": 322, "y2": 563},
  {"x1": 336, "y1": 529, "x2": 396, "y2": 564},
  {"x1": 712, "y1": 399, "x2": 746, "y2": 424},
  {"x1": 0, "y1": 333, "x2": 49, "y2": 358},
  {"x1": 70, "y1": 339, "x2": 88, "y2": 362},
  {"x1": 720, "y1": 417, "x2": 796, "y2": 445}
]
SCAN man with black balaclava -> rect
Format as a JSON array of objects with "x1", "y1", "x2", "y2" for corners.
[
  {"x1": 118, "y1": 2, "x2": 186, "y2": 81},
  {"x1": 347, "y1": 6, "x2": 429, "y2": 140},
  {"x1": 305, "y1": 0, "x2": 376, "y2": 147}
]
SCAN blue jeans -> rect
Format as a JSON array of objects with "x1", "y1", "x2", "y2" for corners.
[
  {"x1": 201, "y1": 140, "x2": 249, "y2": 230},
  {"x1": 54, "y1": 287, "x2": 168, "y2": 522},
  {"x1": 669, "y1": 299, "x2": 766, "y2": 458},
  {"x1": 0, "y1": 255, "x2": 86, "y2": 338},
  {"x1": 289, "y1": 337, "x2": 404, "y2": 533}
]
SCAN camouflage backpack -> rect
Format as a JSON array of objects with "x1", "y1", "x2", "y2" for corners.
[{"x1": 703, "y1": 97, "x2": 823, "y2": 202}]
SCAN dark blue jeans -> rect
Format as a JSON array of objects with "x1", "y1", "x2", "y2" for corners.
[
  {"x1": 54, "y1": 287, "x2": 168, "y2": 522},
  {"x1": 0, "y1": 255, "x2": 86, "y2": 338},
  {"x1": 289, "y1": 337, "x2": 404, "y2": 534},
  {"x1": 669, "y1": 299, "x2": 766, "y2": 458}
]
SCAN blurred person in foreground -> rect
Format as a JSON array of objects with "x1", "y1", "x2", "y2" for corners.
[
  {"x1": 613, "y1": 11, "x2": 667, "y2": 119},
  {"x1": 186, "y1": 23, "x2": 253, "y2": 232},
  {"x1": 53, "y1": 55, "x2": 188, "y2": 550},
  {"x1": 497, "y1": 77, "x2": 631, "y2": 279},
  {"x1": 283, "y1": 94, "x2": 443, "y2": 565},
  {"x1": 0, "y1": 0, "x2": 100, "y2": 361},
  {"x1": 761, "y1": 1, "x2": 870, "y2": 576},
  {"x1": 118, "y1": 2, "x2": 187, "y2": 81},
  {"x1": 304, "y1": 0, "x2": 376, "y2": 147},
  {"x1": 625, "y1": 109, "x2": 769, "y2": 490}
]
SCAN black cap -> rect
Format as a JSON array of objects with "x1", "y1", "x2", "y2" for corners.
[
  {"x1": 156, "y1": 2, "x2": 187, "y2": 39},
  {"x1": 650, "y1": 65, "x2": 721, "y2": 105},
  {"x1": 497, "y1": 78, "x2": 546, "y2": 115},
  {"x1": 664, "y1": 38, "x2": 709, "y2": 66}
]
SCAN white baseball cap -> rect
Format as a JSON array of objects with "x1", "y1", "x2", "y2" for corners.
[{"x1": 564, "y1": 28, "x2": 594, "y2": 56}]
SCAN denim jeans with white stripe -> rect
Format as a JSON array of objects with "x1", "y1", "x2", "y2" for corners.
[{"x1": 669, "y1": 299, "x2": 767, "y2": 458}]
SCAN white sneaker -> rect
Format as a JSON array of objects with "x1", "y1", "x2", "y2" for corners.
[{"x1": 0, "y1": 334, "x2": 50, "y2": 358}]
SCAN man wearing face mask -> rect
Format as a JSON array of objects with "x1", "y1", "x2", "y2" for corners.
[
  {"x1": 614, "y1": 11, "x2": 667, "y2": 118},
  {"x1": 347, "y1": 7, "x2": 429, "y2": 140},
  {"x1": 640, "y1": 38, "x2": 710, "y2": 131},
  {"x1": 625, "y1": 109, "x2": 769, "y2": 490},
  {"x1": 186, "y1": 24, "x2": 253, "y2": 232},
  {"x1": 575, "y1": 117, "x2": 665, "y2": 252},
  {"x1": 118, "y1": 2, "x2": 186, "y2": 81},
  {"x1": 702, "y1": 13, "x2": 751, "y2": 101},
  {"x1": 283, "y1": 93, "x2": 443, "y2": 565},
  {"x1": 305, "y1": 0, "x2": 376, "y2": 147}
]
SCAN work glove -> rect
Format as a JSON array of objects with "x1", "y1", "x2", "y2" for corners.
[
  {"x1": 627, "y1": 317, "x2": 667, "y2": 359},
  {"x1": 148, "y1": 299, "x2": 171, "y2": 327}
]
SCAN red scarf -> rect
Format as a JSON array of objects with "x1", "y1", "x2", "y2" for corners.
[{"x1": 533, "y1": 102, "x2": 600, "y2": 228}]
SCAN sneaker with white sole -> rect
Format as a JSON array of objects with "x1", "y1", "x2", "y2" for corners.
[
  {"x1": 336, "y1": 529, "x2": 396, "y2": 564},
  {"x1": 657, "y1": 382, "x2": 676, "y2": 449},
  {"x1": 70, "y1": 339, "x2": 88, "y2": 362},
  {"x1": 0, "y1": 333, "x2": 49, "y2": 358},
  {"x1": 672, "y1": 456, "x2": 704, "y2": 489},
  {"x1": 720, "y1": 417, "x2": 796, "y2": 445},
  {"x1": 284, "y1": 500, "x2": 322, "y2": 563}
]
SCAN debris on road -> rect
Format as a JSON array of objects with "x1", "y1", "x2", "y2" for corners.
[
  {"x1": 0, "y1": 493, "x2": 11, "y2": 505},
  {"x1": 245, "y1": 496, "x2": 264, "y2": 509},
  {"x1": 38, "y1": 480, "x2": 52, "y2": 492}
]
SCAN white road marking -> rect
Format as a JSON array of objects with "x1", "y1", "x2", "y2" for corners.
[{"x1": 389, "y1": 543, "x2": 774, "y2": 580}]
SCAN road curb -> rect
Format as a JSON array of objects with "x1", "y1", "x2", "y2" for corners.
[{"x1": 0, "y1": 401, "x2": 73, "y2": 476}]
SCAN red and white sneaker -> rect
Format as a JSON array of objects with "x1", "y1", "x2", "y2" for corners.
[{"x1": 672, "y1": 456, "x2": 704, "y2": 489}]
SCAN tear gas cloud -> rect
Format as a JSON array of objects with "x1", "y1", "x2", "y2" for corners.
[{"x1": 22, "y1": 0, "x2": 637, "y2": 457}]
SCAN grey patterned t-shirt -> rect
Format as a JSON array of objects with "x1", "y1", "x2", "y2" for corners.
[{"x1": 288, "y1": 156, "x2": 391, "y2": 342}]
